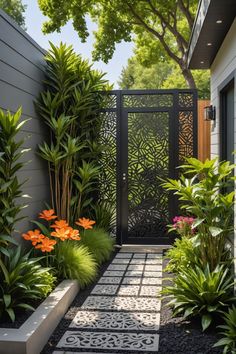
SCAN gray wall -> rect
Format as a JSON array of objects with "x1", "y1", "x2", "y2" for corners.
[{"x1": 0, "y1": 9, "x2": 50, "y2": 239}]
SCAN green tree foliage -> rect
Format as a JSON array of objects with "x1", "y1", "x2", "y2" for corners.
[
  {"x1": 38, "y1": 0, "x2": 199, "y2": 88},
  {"x1": 0, "y1": 0, "x2": 27, "y2": 29},
  {"x1": 119, "y1": 56, "x2": 210, "y2": 99}
]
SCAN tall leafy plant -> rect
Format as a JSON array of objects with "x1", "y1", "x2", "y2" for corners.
[
  {"x1": 37, "y1": 42, "x2": 111, "y2": 224},
  {"x1": 0, "y1": 108, "x2": 29, "y2": 254},
  {"x1": 162, "y1": 158, "x2": 235, "y2": 270}
]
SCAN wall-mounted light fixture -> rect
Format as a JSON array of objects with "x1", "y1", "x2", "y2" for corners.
[{"x1": 204, "y1": 105, "x2": 216, "y2": 121}]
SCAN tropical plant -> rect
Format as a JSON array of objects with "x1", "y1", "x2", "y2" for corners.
[
  {"x1": 0, "y1": 108, "x2": 30, "y2": 254},
  {"x1": 36, "y1": 42, "x2": 111, "y2": 225},
  {"x1": 92, "y1": 202, "x2": 116, "y2": 232},
  {"x1": 162, "y1": 264, "x2": 235, "y2": 331},
  {"x1": 162, "y1": 158, "x2": 235, "y2": 270},
  {"x1": 0, "y1": 0, "x2": 27, "y2": 29},
  {"x1": 80, "y1": 227, "x2": 115, "y2": 264},
  {"x1": 0, "y1": 246, "x2": 55, "y2": 322},
  {"x1": 53, "y1": 242, "x2": 97, "y2": 287},
  {"x1": 214, "y1": 305, "x2": 236, "y2": 354},
  {"x1": 165, "y1": 236, "x2": 200, "y2": 273}
]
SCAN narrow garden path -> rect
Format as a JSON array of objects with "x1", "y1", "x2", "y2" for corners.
[{"x1": 53, "y1": 250, "x2": 162, "y2": 353}]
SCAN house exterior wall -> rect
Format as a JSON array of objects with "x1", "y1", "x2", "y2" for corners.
[
  {"x1": 210, "y1": 17, "x2": 236, "y2": 272},
  {"x1": 0, "y1": 10, "x2": 49, "y2": 241}
]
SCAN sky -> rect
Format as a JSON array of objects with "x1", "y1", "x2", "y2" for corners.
[{"x1": 22, "y1": 0, "x2": 134, "y2": 87}]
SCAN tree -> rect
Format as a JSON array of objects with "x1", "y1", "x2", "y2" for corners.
[
  {"x1": 38, "y1": 0, "x2": 198, "y2": 88},
  {"x1": 0, "y1": 0, "x2": 27, "y2": 29},
  {"x1": 119, "y1": 56, "x2": 210, "y2": 99}
]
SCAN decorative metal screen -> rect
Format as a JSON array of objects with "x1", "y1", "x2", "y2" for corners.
[{"x1": 99, "y1": 90, "x2": 197, "y2": 245}]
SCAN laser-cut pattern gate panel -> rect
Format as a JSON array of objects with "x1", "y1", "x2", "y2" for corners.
[
  {"x1": 127, "y1": 112, "x2": 169, "y2": 238},
  {"x1": 123, "y1": 94, "x2": 173, "y2": 108},
  {"x1": 99, "y1": 90, "x2": 197, "y2": 244}
]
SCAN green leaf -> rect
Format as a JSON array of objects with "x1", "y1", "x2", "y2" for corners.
[
  {"x1": 209, "y1": 226, "x2": 223, "y2": 237},
  {"x1": 3, "y1": 294, "x2": 11, "y2": 308},
  {"x1": 192, "y1": 218, "x2": 205, "y2": 229},
  {"x1": 6, "y1": 308, "x2": 15, "y2": 322},
  {"x1": 201, "y1": 314, "x2": 212, "y2": 331}
]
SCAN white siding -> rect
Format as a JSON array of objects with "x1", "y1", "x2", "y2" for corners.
[{"x1": 210, "y1": 18, "x2": 236, "y2": 274}]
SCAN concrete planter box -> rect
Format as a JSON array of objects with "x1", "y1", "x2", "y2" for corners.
[{"x1": 0, "y1": 280, "x2": 79, "y2": 354}]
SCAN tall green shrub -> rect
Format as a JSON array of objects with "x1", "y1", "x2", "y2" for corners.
[
  {"x1": 0, "y1": 108, "x2": 29, "y2": 252},
  {"x1": 162, "y1": 158, "x2": 234, "y2": 270},
  {"x1": 36, "y1": 42, "x2": 111, "y2": 224}
]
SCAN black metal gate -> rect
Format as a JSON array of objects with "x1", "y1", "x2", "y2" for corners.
[{"x1": 99, "y1": 89, "x2": 198, "y2": 245}]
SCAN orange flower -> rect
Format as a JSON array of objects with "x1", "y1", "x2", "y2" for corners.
[
  {"x1": 51, "y1": 219, "x2": 69, "y2": 229},
  {"x1": 35, "y1": 237, "x2": 57, "y2": 252},
  {"x1": 22, "y1": 229, "x2": 45, "y2": 246},
  {"x1": 39, "y1": 209, "x2": 57, "y2": 221},
  {"x1": 51, "y1": 227, "x2": 70, "y2": 241},
  {"x1": 75, "y1": 217, "x2": 96, "y2": 230},
  {"x1": 67, "y1": 227, "x2": 81, "y2": 241}
]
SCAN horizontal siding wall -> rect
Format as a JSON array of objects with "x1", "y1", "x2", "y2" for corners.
[
  {"x1": 210, "y1": 17, "x2": 236, "y2": 278},
  {"x1": 0, "y1": 9, "x2": 49, "y2": 241}
]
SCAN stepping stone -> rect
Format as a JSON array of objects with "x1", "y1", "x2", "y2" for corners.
[
  {"x1": 130, "y1": 259, "x2": 146, "y2": 265},
  {"x1": 127, "y1": 264, "x2": 144, "y2": 271},
  {"x1": 103, "y1": 270, "x2": 125, "y2": 277},
  {"x1": 82, "y1": 296, "x2": 161, "y2": 311},
  {"x1": 118, "y1": 285, "x2": 139, "y2": 296},
  {"x1": 98, "y1": 276, "x2": 122, "y2": 284},
  {"x1": 125, "y1": 270, "x2": 143, "y2": 277},
  {"x1": 142, "y1": 277, "x2": 162, "y2": 285},
  {"x1": 122, "y1": 277, "x2": 141, "y2": 285},
  {"x1": 115, "y1": 253, "x2": 133, "y2": 258},
  {"x1": 112, "y1": 258, "x2": 130, "y2": 264},
  {"x1": 145, "y1": 265, "x2": 162, "y2": 271},
  {"x1": 145, "y1": 259, "x2": 162, "y2": 265},
  {"x1": 133, "y1": 253, "x2": 146, "y2": 258},
  {"x1": 147, "y1": 253, "x2": 162, "y2": 259},
  {"x1": 91, "y1": 284, "x2": 118, "y2": 295},
  {"x1": 140, "y1": 286, "x2": 162, "y2": 297},
  {"x1": 107, "y1": 264, "x2": 127, "y2": 271},
  {"x1": 143, "y1": 271, "x2": 162, "y2": 278},
  {"x1": 57, "y1": 330, "x2": 159, "y2": 352},
  {"x1": 69, "y1": 310, "x2": 160, "y2": 331}
]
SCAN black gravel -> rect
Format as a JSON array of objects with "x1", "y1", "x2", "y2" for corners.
[{"x1": 5, "y1": 249, "x2": 222, "y2": 354}]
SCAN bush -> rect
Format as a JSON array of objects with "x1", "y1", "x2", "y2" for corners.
[
  {"x1": 214, "y1": 305, "x2": 236, "y2": 353},
  {"x1": 80, "y1": 227, "x2": 115, "y2": 264},
  {"x1": 54, "y1": 242, "x2": 97, "y2": 287},
  {"x1": 165, "y1": 236, "x2": 201, "y2": 273},
  {"x1": 0, "y1": 246, "x2": 56, "y2": 322},
  {"x1": 162, "y1": 263, "x2": 235, "y2": 331}
]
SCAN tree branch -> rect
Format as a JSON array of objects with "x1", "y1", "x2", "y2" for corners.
[{"x1": 178, "y1": 0, "x2": 194, "y2": 28}]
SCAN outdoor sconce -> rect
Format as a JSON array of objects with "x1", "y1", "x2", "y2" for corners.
[{"x1": 204, "y1": 105, "x2": 216, "y2": 121}]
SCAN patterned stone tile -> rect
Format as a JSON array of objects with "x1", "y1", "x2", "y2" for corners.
[
  {"x1": 127, "y1": 264, "x2": 144, "y2": 271},
  {"x1": 91, "y1": 284, "x2": 118, "y2": 295},
  {"x1": 140, "y1": 286, "x2": 161, "y2": 297},
  {"x1": 125, "y1": 270, "x2": 143, "y2": 277},
  {"x1": 122, "y1": 277, "x2": 141, "y2": 285},
  {"x1": 112, "y1": 258, "x2": 130, "y2": 265},
  {"x1": 103, "y1": 270, "x2": 125, "y2": 277},
  {"x1": 145, "y1": 259, "x2": 163, "y2": 265},
  {"x1": 147, "y1": 253, "x2": 162, "y2": 259},
  {"x1": 143, "y1": 271, "x2": 162, "y2": 278},
  {"x1": 69, "y1": 310, "x2": 160, "y2": 331},
  {"x1": 115, "y1": 253, "x2": 133, "y2": 258},
  {"x1": 107, "y1": 264, "x2": 127, "y2": 271},
  {"x1": 142, "y1": 277, "x2": 162, "y2": 285},
  {"x1": 57, "y1": 331, "x2": 159, "y2": 352},
  {"x1": 82, "y1": 296, "x2": 161, "y2": 311},
  {"x1": 133, "y1": 253, "x2": 146, "y2": 259},
  {"x1": 98, "y1": 276, "x2": 122, "y2": 284},
  {"x1": 130, "y1": 259, "x2": 146, "y2": 265},
  {"x1": 145, "y1": 265, "x2": 162, "y2": 272},
  {"x1": 118, "y1": 285, "x2": 139, "y2": 296}
]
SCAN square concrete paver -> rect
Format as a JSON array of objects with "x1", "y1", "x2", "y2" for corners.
[
  {"x1": 57, "y1": 331, "x2": 159, "y2": 352},
  {"x1": 98, "y1": 277, "x2": 122, "y2": 284},
  {"x1": 145, "y1": 259, "x2": 162, "y2": 265},
  {"x1": 130, "y1": 259, "x2": 146, "y2": 265},
  {"x1": 127, "y1": 264, "x2": 144, "y2": 271},
  {"x1": 122, "y1": 277, "x2": 141, "y2": 285},
  {"x1": 91, "y1": 285, "x2": 118, "y2": 295},
  {"x1": 133, "y1": 253, "x2": 146, "y2": 259},
  {"x1": 145, "y1": 265, "x2": 162, "y2": 272},
  {"x1": 147, "y1": 254, "x2": 162, "y2": 259},
  {"x1": 143, "y1": 271, "x2": 162, "y2": 278},
  {"x1": 142, "y1": 277, "x2": 162, "y2": 285},
  {"x1": 140, "y1": 286, "x2": 162, "y2": 297},
  {"x1": 103, "y1": 270, "x2": 125, "y2": 277},
  {"x1": 107, "y1": 264, "x2": 128, "y2": 271},
  {"x1": 125, "y1": 270, "x2": 143, "y2": 277},
  {"x1": 115, "y1": 253, "x2": 133, "y2": 258},
  {"x1": 112, "y1": 258, "x2": 130, "y2": 265},
  {"x1": 118, "y1": 285, "x2": 139, "y2": 296}
]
